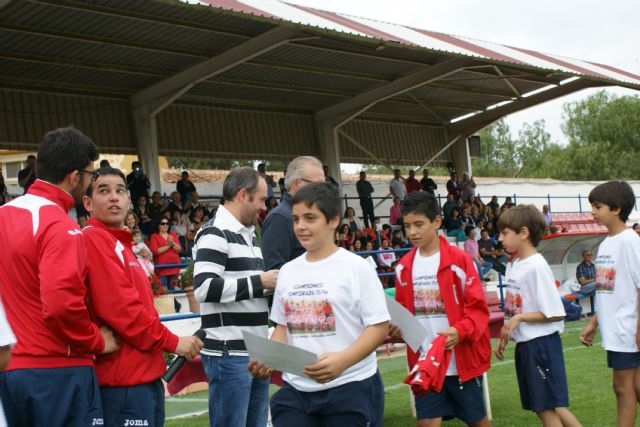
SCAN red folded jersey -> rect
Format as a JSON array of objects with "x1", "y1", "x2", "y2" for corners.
[{"x1": 404, "y1": 335, "x2": 452, "y2": 395}]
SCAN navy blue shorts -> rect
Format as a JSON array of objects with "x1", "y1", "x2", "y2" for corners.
[
  {"x1": 607, "y1": 351, "x2": 640, "y2": 370},
  {"x1": 101, "y1": 379, "x2": 164, "y2": 427},
  {"x1": 270, "y1": 372, "x2": 384, "y2": 427},
  {"x1": 515, "y1": 332, "x2": 569, "y2": 412},
  {"x1": 414, "y1": 375, "x2": 486, "y2": 423},
  {"x1": 0, "y1": 366, "x2": 103, "y2": 427}
]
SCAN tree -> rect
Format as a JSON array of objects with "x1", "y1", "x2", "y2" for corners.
[
  {"x1": 472, "y1": 119, "x2": 519, "y2": 177},
  {"x1": 559, "y1": 91, "x2": 640, "y2": 180}
]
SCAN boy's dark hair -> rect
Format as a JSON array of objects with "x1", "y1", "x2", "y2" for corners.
[
  {"x1": 382, "y1": 224, "x2": 392, "y2": 232},
  {"x1": 588, "y1": 180, "x2": 635, "y2": 222},
  {"x1": 36, "y1": 127, "x2": 99, "y2": 184},
  {"x1": 85, "y1": 167, "x2": 126, "y2": 197},
  {"x1": 131, "y1": 227, "x2": 142, "y2": 236},
  {"x1": 497, "y1": 204, "x2": 546, "y2": 246},
  {"x1": 291, "y1": 182, "x2": 340, "y2": 223},
  {"x1": 401, "y1": 191, "x2": 441, "y2": 221}
]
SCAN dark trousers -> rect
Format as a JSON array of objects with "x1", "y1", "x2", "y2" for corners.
[
  {"x1": 360, "y1": 199, "x2": 375, "y2": 228},
  {"x1": 101, "y1": 379, "x2": 165, "y2": 427},
  {"x1": 0, "y1": 366, "x2": 103, "y2": 427}
]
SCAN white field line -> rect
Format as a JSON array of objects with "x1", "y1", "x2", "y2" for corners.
[{"x1": 166, "y1": 410, "x2": 208, "y2": 420}]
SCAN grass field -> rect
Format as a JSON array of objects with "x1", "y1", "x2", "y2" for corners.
[{"x1": 166, "y1": 319, "x2": 617, "y2": 426}]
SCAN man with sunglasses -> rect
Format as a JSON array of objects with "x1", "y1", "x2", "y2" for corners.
[
  {"x1": 82, "y1": 167, "x2": 203, "y2": 427},
  {"x1": 261, "y1": 156, "x2": 326, "y2": 270},
  {"x1": 0, "y1": 128, "x2": 119, "y2": 427}
]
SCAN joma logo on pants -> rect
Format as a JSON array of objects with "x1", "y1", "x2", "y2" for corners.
[
  {"x1": 124, "y1": 420, "x2": 149, "y2": 426},
  {"x1": 91, "y1": 419, "x2": 104, "y2": 426}
]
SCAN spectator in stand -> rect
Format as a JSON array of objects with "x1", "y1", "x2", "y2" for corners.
[
  {"x1": 257, "y1": 163, "x2": 277, "y2": 198},
  {"x1": 134, "y1": 195, "x2": 154, "y2": 237},
  {"x1": 258, "y1": 196, "x2": 278, "y2": 224},
  {"x1": 148, "y1": 191, "x2": 165, "y2": 223},
  {"x1": 354, "y1": 239, "x2": 363, "y2": 254},
  {"x1": 0, "y1": 127, "x2": 118, "y2": 426},
  {"x1": 404, "y1": 169, "x2": 421, "y2": 195},
  {"x1": 167, "y1": 191, "x2": 182, "y2": 216},
  {"x1": 149, "y1": 219, "x2": 182, "y2": 291},
  {"x1": 277, "y1": 170, "x2": 286, "y2": 200},
  {"x1": 389, "y1": 196, "x2": 402, "y2": 226},
  {"x1": 99, "y1": 159, "x2": 110, "y2": 168},
  {"x1": 185, "y1": 191, "x2": 210, "y2": 219},
  {"x1": 445, "y1": 207, "x2": 466, "y2": 242},
  {"x1": 633, "y1": 223, "x2": 640, "y2": 231},
  {"x1": 442, "y1": 193, "x2": 458, "y2": 221},
  {"x1": 377, "y1": 238, "x2": 396, "y2": 287},
  {"x1": 542, "y1": 204, "x2": 552, "y2": 226},
  {"x1": 420, "y1": 168, "x2": 438, "y2": 194},
  {"x1": 170, "y1": 209, "x2": 190, "y2": 257},
  {"x1": 446, "y1": 171, "x2": 458, "y2": 198},
  {"x1": 126, "y1": 161, "x2": 150, "y2": 202},
  {"x1": 469, "y1": 194, "x2": 483, "y2": 212},
  {"x1": 0, "y1": 173, "x2": 11, "y2": 205},
  {"x1": 336, "y1": 225, "x2": 352, "y2": 249},
  {"x1": 356, "y1": 171, "x2": 375, "y2": 228},
  {"x1": 124, "y1": 210, "x2": 139, "y2": 233},
  {"x1": 176, "y1": 171, "x2": 197, "y2": 206},
  {"x1": 485, "y1": 221, "x2": 498, "y2": 240},
  {"x1": 457, "y1": 172, "x2": 476, "y2": 202},
  {"x1": 344, "y1": 206, "x2": 363, "y2": 236},
  {"x1": 323, "y1": 165, "x2": 339, "y2": 187},
  {"x1": 478, "y1": 229, "x2": 506, "y2": 275},
  {"x1": 17, "y1": 154, "x2": 37, "y2": 194},
  {"x1": 362, "y1": 217, "x2": 382, "y2": 250},
  {"x1": 381, "y1": 224, "x2": 392, "y2": 242},
  {"x1": 480, "y1": 205, "x2": 493, "y2": 225},
  {"x1": 77, "y1": 213, "x2": 88, "y2": 229},
  {"x1": 575, "y1": 249, "x2": 596, "y2": 296},
  {"x1": 464, "y1": 229, "x2": 492, "y2": 280},
  {"x1": 131, "y1": 228, "x2": 154, "y2": 278},
  {"x1": 487, "y1": 195, "x2": 500, "y2": 213},
  {"x1": 492, "y1": 207, "x2": 502, "y2": 230},
  {"x1": 501, "y1": 196, "x2": 514, "y2": 210},
  {"x1": 389, "y1": 169, "x2": 406, "y2": 201},
  {"x1": 347, "y1": 244, "x2": 356, "y2": 253}
]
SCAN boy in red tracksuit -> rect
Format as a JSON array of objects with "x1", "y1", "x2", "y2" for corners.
[
  {"x1": 390, "y1": 191, "x2": 491, "y2": 427},
  {"x1": 82, "y1": 167, "x2": 203, "y2": 427}
]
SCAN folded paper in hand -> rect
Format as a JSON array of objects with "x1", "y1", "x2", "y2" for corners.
[{"x1": 243, "y1": 331, "x2": 318, "y2": 377}]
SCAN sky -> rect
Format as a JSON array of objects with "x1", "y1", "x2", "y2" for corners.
[{"x1": 284, "y1": 0, "x2": 640, "y2": 149}]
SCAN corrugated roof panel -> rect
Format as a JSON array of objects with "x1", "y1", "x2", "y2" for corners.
[
  {"x1": 188, "y1": 81, "x2": 345, "y2": 109},
  {"x1": 220, "y1": 63, "x2": 383, "y2": 94},
  {"x1": 0, "y1": 90, "x2": 132, "y2": 151},
  {"x1": 339, "y1": 120, "x2": 449, "y2": 165},
  {"x1": 259, "y1": 43, "x2": 424, "y2": 80},
  {"x1": 156, "y1": 104, "x2": 317, "y2": 159}
]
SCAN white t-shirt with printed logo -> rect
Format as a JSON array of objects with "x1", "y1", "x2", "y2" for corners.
[
  {"x1": 412, "y1": 251, "x2": 458, "y2": 375},
  {"x1": 271, "y1": 248, "x2": 390, "y2": 392},
  {"x1": 504, "y1": 253, "x2": 565, "y2": 343},
  {"x1": 595, "y1": 229, "x2": 640, "y2": 352}
]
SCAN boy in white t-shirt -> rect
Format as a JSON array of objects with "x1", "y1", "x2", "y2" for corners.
[
  {"x1": 248, "y1": 182, "x2": 390, "y2": 426},
  {"x1": 495, "y1": 205, "x2": 580, "y2": 426},
  {"x1": 580, "y1": 181, "x2": 640, "y2": 427}
]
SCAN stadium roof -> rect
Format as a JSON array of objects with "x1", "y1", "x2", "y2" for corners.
[{"x1": 0, "y1": 0, "x2": 638, "y2": 179}]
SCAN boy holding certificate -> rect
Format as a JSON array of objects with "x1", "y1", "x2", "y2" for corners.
[{"x1": 249, "y1": 182, "x2": 390, "y2": 426}]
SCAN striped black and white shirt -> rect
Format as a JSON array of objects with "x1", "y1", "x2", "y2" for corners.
[{"x1": 193, "y1": 205, "x2": 269, "y2": 356}]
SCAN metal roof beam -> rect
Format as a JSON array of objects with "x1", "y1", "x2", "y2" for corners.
[
  {"x1": 130, "y1": 26, "x2": 299, "y2": 110},
  {"x1": 448, "y1": 78, "x2": 604, "y2": 136},
  {"x1": 314, "y1": 57, "x2": 476, "y2": 124}
]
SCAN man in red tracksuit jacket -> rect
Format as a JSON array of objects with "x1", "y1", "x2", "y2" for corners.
[
  {"x1": 0, "y1": 128, "x2": 119, "y2": 427},
  {"x1": 82, "y1": 167, "x2": 203, "y2": 427},
  {"x1": 391, "y1": 191, "x2": 491, "y2": 426}
]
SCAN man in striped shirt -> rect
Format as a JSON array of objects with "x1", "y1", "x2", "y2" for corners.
[{"x1": 193, "y1": 167, "x2": 278, "y2": 427}]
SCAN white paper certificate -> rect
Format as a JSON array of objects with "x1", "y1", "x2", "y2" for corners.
[
  {"x1": 243, "y1": 331, "x2": 319, "y2": 377},
  {"x1": 385, "y1": 295, "x2": 429, "y2": 352}
]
